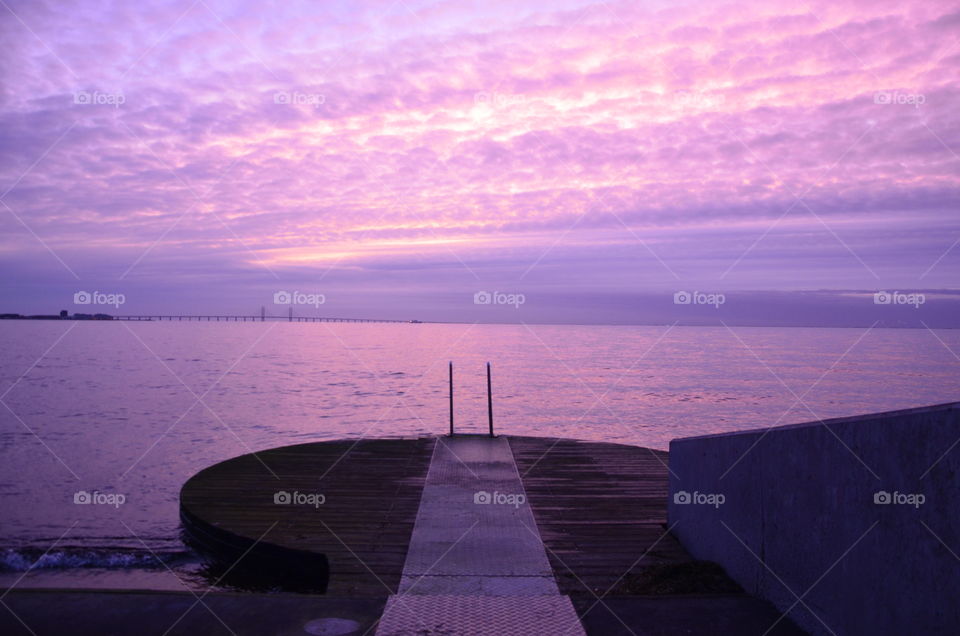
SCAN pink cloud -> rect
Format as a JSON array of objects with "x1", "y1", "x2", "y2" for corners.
[{"x1": 0, "y1": 0, "x2": 957, "y2": 301}]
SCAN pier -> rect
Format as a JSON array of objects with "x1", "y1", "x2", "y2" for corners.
[{"x1": 174, "y1": 435, "x2": 803, "y2": 635}]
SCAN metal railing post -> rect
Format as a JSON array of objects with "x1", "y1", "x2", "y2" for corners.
[
  {"x1": 449, "y1": 361, "x2": 454, "y2": 436},
  {"x1": 487, "y1": 362, "x2": 494, "y2": 437}
]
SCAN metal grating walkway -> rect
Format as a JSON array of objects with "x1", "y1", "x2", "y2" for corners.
[
  {"x1": 376, "y1": 594, "x2": 584, "y2": 635},
  {"x1": 376, "y1": 436, "x2": 586, "y2": 635}
]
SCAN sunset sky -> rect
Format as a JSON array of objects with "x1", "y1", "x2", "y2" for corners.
[{"x1": 1, "y1": 0, "x2": 958, "y2": 324}]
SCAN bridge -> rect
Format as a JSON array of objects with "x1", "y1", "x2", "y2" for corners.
[
  {"x1": 3, "y1": 307, "x2": 420, "y2": 323},
  {"x1": 111, "y1": 314, "x2": 411, "y2": 323},
  {"x1": 110, "y1": 305, "x2": 414, "y2": 323}
]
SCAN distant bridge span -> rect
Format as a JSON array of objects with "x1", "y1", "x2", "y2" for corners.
[{"x1": 112, "y1": 314, "x2": 414, "y2": 323}]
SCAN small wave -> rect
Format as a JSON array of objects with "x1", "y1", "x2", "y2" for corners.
[{"x1": 0, "y1": 546, "x2": 192, "y2": 572}]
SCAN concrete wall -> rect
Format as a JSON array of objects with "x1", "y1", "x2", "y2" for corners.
[{"x1": 668, "y1": 402, "x2": 960, "y2": 636}]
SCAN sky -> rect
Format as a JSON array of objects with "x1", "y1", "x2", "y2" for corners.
[{"x1": 1, "y1": 0, "x2": 958, "y2": 325}]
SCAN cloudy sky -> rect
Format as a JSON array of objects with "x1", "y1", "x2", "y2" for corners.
[{"x1": 1, "y1": 0, "x2": 958, "y2": 324}]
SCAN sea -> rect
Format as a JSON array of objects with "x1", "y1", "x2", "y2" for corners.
[{"x1": 0, "y1": 321, "x2": 957, "y2": 590}]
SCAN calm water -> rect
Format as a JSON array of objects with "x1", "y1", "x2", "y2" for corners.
[{"x1": 0, "y1": 321, "x2": 957, "y2": 590}]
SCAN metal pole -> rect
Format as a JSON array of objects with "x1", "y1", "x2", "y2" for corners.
[
  {"x1": 449, "y1": 361, "x2": 454, "y2": 436},
  {"x1": 487, "y1": 362, "x2": 494, "y2": 437}
]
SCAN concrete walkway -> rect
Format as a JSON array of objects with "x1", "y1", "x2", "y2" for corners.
[{"x1": 376, "y1": 435, "x2": 586, "y2": 635}]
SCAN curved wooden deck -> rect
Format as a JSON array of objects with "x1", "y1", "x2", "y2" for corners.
[
  {"x1": 180, "y1": 437, "x2": 435, "y2": 594},
  {"x1": 180, "y1": 436, "x2": 694, "y2": 596}
]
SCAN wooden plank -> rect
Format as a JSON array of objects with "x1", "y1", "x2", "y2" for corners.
[{"x1": 507, "y1": 436, "x2": 694, "y2": 595}]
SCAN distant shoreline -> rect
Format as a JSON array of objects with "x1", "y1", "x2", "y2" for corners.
[{"x1": 0, "y1": 313, "x2": 954, "y2": 329}]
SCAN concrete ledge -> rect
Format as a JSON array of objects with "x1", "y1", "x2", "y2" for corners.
[{"x1": 668, "y1": 401, "x2": 960, "y2": 635}]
